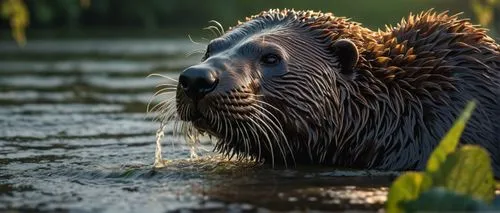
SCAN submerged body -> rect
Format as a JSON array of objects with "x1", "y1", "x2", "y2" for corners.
[{"x1": 169, "y1": 9, "x2": 500, "y2": 177}]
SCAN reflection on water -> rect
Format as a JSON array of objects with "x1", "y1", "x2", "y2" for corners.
[{"x1": 0, "y1": 39, "x2": 497, "y2": 213}]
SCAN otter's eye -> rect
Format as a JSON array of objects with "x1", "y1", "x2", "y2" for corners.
[{"x1": 260, "y1": 54, "x2": 280, "y2": 66}]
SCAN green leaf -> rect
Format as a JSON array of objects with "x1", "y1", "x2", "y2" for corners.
[
  {"x1": 431, "y1": 145, "x2": 496, "y2": 203},
  {"x1": 426, "y1": 101, "x2": 476, "y2": 173},
  {"x1": 0, "y1": 0, "x2": 12, "y2": 18},
  {"x1": 470, "y1": 0, "x2": 495, "y2": 26},
  {"x1": 386, "y1": 172, "x2": 433, "y2": 213},
  {"x1": 386, "y1": 101, "x2": 496, "y2": 213},
  {"x1": 402, "y1": 187, "x2": 495, "y2": 213}
]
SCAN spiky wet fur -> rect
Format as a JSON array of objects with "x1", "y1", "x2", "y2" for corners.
[{"x1": 153, "y1": 9, "x2": 500, "y2": 177}]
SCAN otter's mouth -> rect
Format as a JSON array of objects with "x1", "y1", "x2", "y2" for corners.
[
  {"x1": 188, "y1": 108, "x2": 219, "y2": 136},
  {"x1": 175, "y1": 83, "x2": 268, "y2": 146},
  {"x1": 191, "y1": 114, "x2": 207, "y2": 130}
]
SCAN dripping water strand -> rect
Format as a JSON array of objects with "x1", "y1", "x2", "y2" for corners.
[
  {"x1": 153, "y1": 122, "x2": 167, "y2": 168},
  {"x1": 186, "y1": 126, "x2": 202, "y2": 159}
]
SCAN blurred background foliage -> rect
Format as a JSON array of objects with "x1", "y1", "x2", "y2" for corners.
[{"x1": 1, "y1": 0, "x2": 500, "y2": 44}]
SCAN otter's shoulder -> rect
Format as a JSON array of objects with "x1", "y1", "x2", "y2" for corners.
[
  {"x1": 389, "y1": 10, "x2": 498, "y2": 48},
  {"x1": 368, "y1": 10, "x2": 500, "y2": 65},
  {"x1": 361, "y1": 10, "x2": 500, "y2": 84}
]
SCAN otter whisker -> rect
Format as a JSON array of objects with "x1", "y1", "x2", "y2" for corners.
[
  {"x1": 253, "y1": 100, "x2": 287, "y2": 133},
  {"x1": 177, "y1": 119, "x2": 190, "y2": 140},
  {"x1": 210, "y1": 109, "x2": 219, "y2": 132},
  {"x1": 163, "y1": 115, "x2": 178, "y2": 134},
  {"x1": 254, "y1": 99, "x2": 288, "y2": 123},
  {"x1": 147, "y1": 82, "x2": 176, "y2": 121},
  {"x1": 244, "y1": 114, "x2": 269, "y2": 162},
  {"x1": 150, "y1": 96, "x2": 175, "y2": 119},
  {"x1": 187, "y1": 34, "x2": 206, "y2": 46},
  {"x1": 248, "y1": 113, "x2": 277, "y2": 167},
  {"x1": 253, "y1": 103, "x2": 296, "y2": 166},
  {"x1": 245, "y1": 119, "x2": 263, "y2": 162},
  {"x1": 239, "y1": 120, "x2": 254, "y2": 160},
  {"x1": 254, "y1": 109, "x2": 289, "y2": 167},
  {"x1": 226, "y1": 115, "x2": 239, "y2": 158},
  {"x1": 155, "y1": 101, "x2": 177, "y2": 121},
  {"x1": 177, "y1": 120, "x2": 186, "y2": 140},
  {"x1": 182, "y1": 104, "x2": 191, "y2": 123},
  {"x1": 203, "y1": 26, "x2": 220, "y2": 38},
  {"x1": 213, "y1": 110, "x2": 232, "y2": 157},
  {"x1": 208, "y1": 20, "x2": 225, "y2": 35},
  {"x1": 153, "y1": 90, "x2": 176, "y2": 102},
  {"x1": 159, "y1": 102, "x2": 179, "y2": 124},
  {"x1": 213, "y1": 110, "x2": 222, "y2": 138},
  {"x1": 155, "y1": 83, "x2": 178, "y2": 88},
  {"x1": 152, "y1": 86, "x2": 176, "y2": 94},
  {"x1": 157, "y1": 100, "x2": 175, "y2": 117},
  {"x1": 172, "y1": 105, "x2": 188, "y2": 137},
  {"x1": 245, "y1": 116, "x2": 262, "y2": 161},
  {"x1": 241, "y1": 125, "x2": 252, "y2": 161},
  {"x1": 186, "y1": 49, "x2": 206, "y2": 57},
  {"x1": 221, "y1": 111, "x2": 231, "y2": 154},
  {"x1": 147, "y1": 73, "x2": 179, "y2": 83},
  {"x1": 150, "y1": 101, "x2": 174, "y2": 123},
  {"x1": 146, "y1": 98, "x2": 165, "y2": 119},
  {"x1": 147, "y1": 88, "x2": 176, "y2": 113},
  {"x1": 200, "y1": 37, "x2": 211, "y2": 42},
  {"x1": 234, "y1": 120, "x2": 248, "y2": 159}
]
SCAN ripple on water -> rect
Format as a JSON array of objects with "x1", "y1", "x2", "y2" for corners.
[
  {"x1": 0, "y1": 60, "x2": 196, "y2": 74},
  {"x1": 0, "y1": 113, "x2": 157, "y2": 139},
  {"x1": 0, "y1": 91, "x2": 76, "y2": 103},
  {"x1": 0, "y1": 104, "x2": 125, "y2": 114},
  {"x1": 0, "y1": 76, "x2": 76, "y2": 88},
  {"x1": 0, "y1": 76, "x2": 173, "y2": 92},
  {"x1": 0, "y1": 39, "x2": 201, "y2": 55}
]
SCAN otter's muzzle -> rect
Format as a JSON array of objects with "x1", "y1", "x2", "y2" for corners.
[{"x1": 179, "y1": 65, "x2": 218, "y2": 101}]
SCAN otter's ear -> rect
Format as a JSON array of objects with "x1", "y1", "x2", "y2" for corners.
[{"x1": 332, "y1": 39, "x2": 359, "y2": 75}]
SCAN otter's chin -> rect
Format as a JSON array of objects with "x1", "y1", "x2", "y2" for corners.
[
  {"x1": 192, "y1": 117, "x2": 207, "y2": 130},
  {"x1": 192, "y1": 117, "x2": 220, "y2": 137}
]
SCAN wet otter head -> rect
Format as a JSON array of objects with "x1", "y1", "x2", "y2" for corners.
[
  {"x1": 175, "y1": 9, "x2": 368, "y2": 165},
  {"x1": 156, "y1": 8, "x2": 500, "y2": 177}
]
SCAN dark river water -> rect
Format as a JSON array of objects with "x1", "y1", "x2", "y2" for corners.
[{"x1": 0, "y1": 39, "x2": 495, "y2": 213}]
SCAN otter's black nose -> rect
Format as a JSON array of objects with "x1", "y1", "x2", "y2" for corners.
[{"x1": 179, "y1": 66, "x2": 218, "y2": 100}]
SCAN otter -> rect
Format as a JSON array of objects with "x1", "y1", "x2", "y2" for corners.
[{"x1": 164, "y1": 9, "x2": 500, "y2": 177}]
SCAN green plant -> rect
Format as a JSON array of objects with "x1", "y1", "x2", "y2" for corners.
[
  {"x1": 470, "y1": 0, "x2": 497, "y2": 26},
  {"x1": 0, "y1": 0, "x2": 89, "y2": 45},
  {"x1": 0, "y1": 0, "x2": 28, "y2": 45},
  {"x1": 386, "y1": 101, "x2": 498, "y2": 213}
]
